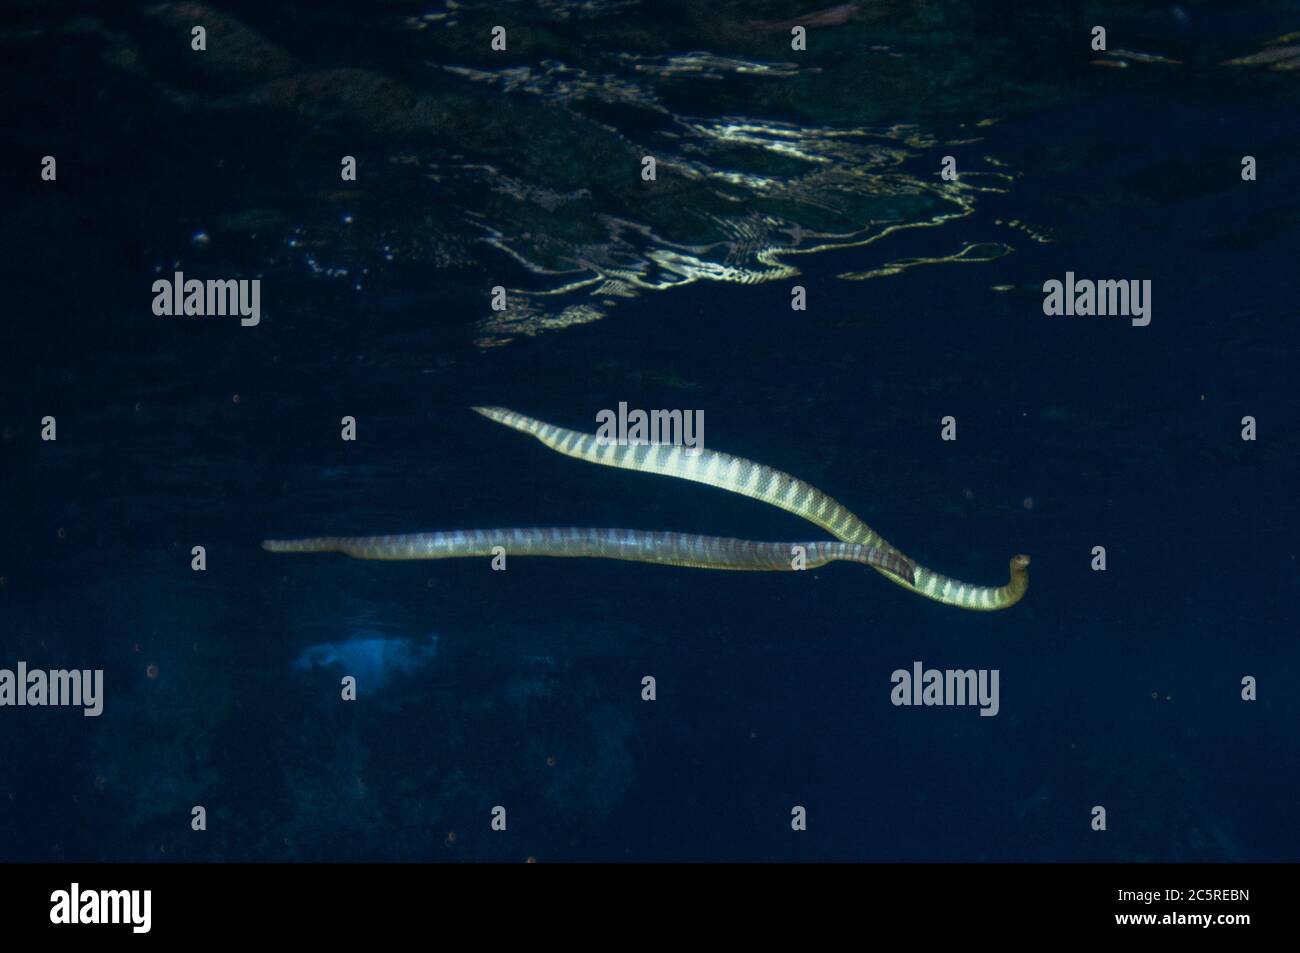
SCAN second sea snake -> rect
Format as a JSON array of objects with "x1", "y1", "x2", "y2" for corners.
[
  {"x1": 263, "y1": 408, "x2": 1027, "y2": 609},
  {"x1": 262, "y1": 527, "x2": 914, "y2": 580},
  {"x1": 469, "y1": 407, "x2": 1029, "y2": 610}
]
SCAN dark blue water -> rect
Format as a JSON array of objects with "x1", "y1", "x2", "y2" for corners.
[{"x1": 2, "y1": 1, "x2": 1298, "y2": 862}]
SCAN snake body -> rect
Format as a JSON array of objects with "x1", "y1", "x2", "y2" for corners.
[
  {"x1": 262, "y1": 527, "x2": 914, "y2": 581},
  {"x1": 470, "y1": 407, "x2": 1028, "y2": 610},
  {"x1": 264, "y1": 407, "x2": 1027, "y2": 610}
]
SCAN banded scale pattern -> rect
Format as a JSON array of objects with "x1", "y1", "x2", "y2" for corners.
[
  {"x1": 263, "y1": 527, "x2": 915, "y2": 582},
  {"x1": 472, "y1": 406, "x2": 885, "y2": 545},
  {"x1": 472, "y1": 406, "x2": 1029, "y2": 610}
]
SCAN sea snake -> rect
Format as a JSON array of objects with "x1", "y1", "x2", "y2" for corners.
[
  {"x1": 263, "y1": 408, "x2": 1027, "y2": 609},
  {"x1": 467, "y1": 407, "x2": 1028, "y2": 610},
  {"x1": 262, "y1": 527, "x2": 914, "y2": 581}
]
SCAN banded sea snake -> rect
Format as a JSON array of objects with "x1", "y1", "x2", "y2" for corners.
[{"x1": 264, "y1": 407, "x2": 1029, "y2": 610}]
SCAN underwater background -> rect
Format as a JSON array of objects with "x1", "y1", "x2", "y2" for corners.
[{"x1": 1, "y1": 0, "x2": 1298, "y2": 862}]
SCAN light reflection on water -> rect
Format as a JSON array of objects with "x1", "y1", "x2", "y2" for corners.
[{"x1": 36, "y1": 2, "x2": 1036, "y2": 346}]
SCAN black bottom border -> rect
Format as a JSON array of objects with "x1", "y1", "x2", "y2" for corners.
[{"x1": 1, "y1": 861, "x2": 1282, "y2": 939}]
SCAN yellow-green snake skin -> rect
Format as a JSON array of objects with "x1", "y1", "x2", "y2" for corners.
[
  {"x1": 262, "y1": 527, "x2": 915, "y2": 582},
  {"x1": 471, "y1": 407, "x2": 1029, "y2": 611}
]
